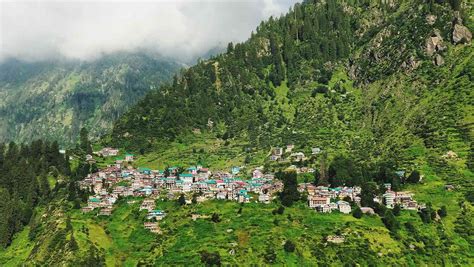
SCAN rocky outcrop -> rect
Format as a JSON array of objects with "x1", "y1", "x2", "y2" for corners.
[
  {"x1": 426, "y1": 30, "x2": 445, "y2": 56},
  {"x1": 452, "y1": 24, "x2": 472, "y2": 44}
]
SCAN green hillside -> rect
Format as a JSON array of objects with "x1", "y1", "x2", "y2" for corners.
[
  {"x1": 1, "y1": 0, "x2": 473, "y2": 266},
  {"x1": 0, "y1": 52, "x2": 181, "y2": 145}
]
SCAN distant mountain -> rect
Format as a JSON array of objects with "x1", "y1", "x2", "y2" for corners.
[{"x1": 0, "y1": 52, "x2": 182, "y2": 145}]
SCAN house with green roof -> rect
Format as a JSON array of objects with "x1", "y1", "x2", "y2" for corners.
[{"x1": 125, "y1": 153, "x2": 134, "y2": 162}]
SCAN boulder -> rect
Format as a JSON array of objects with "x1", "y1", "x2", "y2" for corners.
[
  {"x1": 434, "y1": 54, "x2": 444, "y2": 66},
  {"x1": 452, "y1": 24, "x2": 472, "y2": 44},
  {"x1": 426, "y1": 31, "x2": 445, "y2": 56}
]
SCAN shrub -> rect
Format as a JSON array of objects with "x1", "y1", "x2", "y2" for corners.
[
  {"x1": 284, "y1": 240, "x2": 296, "y2": 252},
  {"x1": 353, "y1": 206, "x2": 363, "y2": 219},
  {"x1": 200, "y1": 251, "x2": 221, "y2": 266},
  {"x1": 438, "y1": 206, "x2": 447, "y2": 218},
  {"x1": 407, "y1": 170, "x2": 421, "y2": 183},
  {"x1": 211, "y1": 213, "x2": 221, "y2": 223}
]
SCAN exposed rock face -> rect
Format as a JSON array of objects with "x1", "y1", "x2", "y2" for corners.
[
  {"x1": 434, "y1": 54, "x2": 444, "y2": 66},
  {"x1": 426, "y1": 31, "x2": 445, "y2": 56},
  {"x1": 452, "y1": 24, "x2": 472, "y2": 44}
]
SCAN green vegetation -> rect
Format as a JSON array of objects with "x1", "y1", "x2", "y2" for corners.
[
  {"x1": 0, "y1": 140, "x2": 70, "y2": 248},
  {"x1": 3, "y1": 196, "x2": 472, "y2": 265},
  {"x1": 1, "y1": 0, "x2": 473, "y2": 265}
]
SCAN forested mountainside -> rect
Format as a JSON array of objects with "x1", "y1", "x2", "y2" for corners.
[
  {"x1": 0, "y1": 141, "x2": 71, "y2": 248},
  {"x1": 1, "y1": 0, "x2": 473, "y2": 266},
  {"x1": 109, "y1": 0, "x2": 474, "y2": 191},
  {"x1": 112, "y1": 0, "x2": 472, "y2": 166},
  {"x1": 0, "y1": 53, "x2": 181, "y2": 145}
]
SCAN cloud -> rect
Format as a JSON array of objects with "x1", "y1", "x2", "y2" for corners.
[{"x1": 0, "y1": 0, "x2": 299, "y2": 63}]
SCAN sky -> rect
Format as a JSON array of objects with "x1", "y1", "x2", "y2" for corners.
[{"x1": 0, "y1": 0, "x2": 299, "y2": 63}]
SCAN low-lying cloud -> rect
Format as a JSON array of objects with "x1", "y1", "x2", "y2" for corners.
[{"x1": 0, "y1": 0, "x2": 298, "y2": 63}]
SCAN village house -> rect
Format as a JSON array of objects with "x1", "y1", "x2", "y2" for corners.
[
  {"x1": 258, "y1": 193, "x2": 270, "y2": 204},
  {"x1": 231, "y1": 166, "x2": 240, "y2": 175},
  {"x1": 383, "y1": 191, "x2": 396, "y2": 208},
  {"x1": 312, "y1": 147, "x2": 322, "y2": 155},
  {"x1": 316, "y1": 204, "x2": 332, "y2": 213},
  {"x1": 286, "y1": 144, "x2": 295, "y2": 153},
  {"x1": 143, "y1": 222, "x2": 161, "y2": 234},
  {"x1": 360, "y1": 207, "x2": 375, "y2": 215},
  {"x1": 327, "y1": 235, "x2": 345, "y2": 244},
  {"x1": 270, "y1": 154, "x2": 281, "y2": 161},
  {"x1": 217, "y1": 191, "x2": 227, "y2": 200},
  {"x1": 97, "y1": 147, "x2": 119, "y2": 157},
  {"x1": 308, "y1": 196, "x2": 330, "y2": 208},
  {"x1": 125, "y1": 153, "x2": 134, "y2": 162},
  {"x1": 179, "y1": 173, "x2": 194, "y2": 184},
  {"x1": 99, "y1": 207, "x2": 112, "y2": 216},
  {"x1": 140, "y1": 199, "x2": 156, "y2": 211},
  {"x1": 85, "y1": 154, "x2": 96, "y2": 163},
  {"x1": 252, "y1": 169, "x2": 263, "y2": 179},
  {"x1": 147, "y1": 210, "x2": 166, "y2": 220},
  {"x1": 88, "y1": 197, "x2": 102, "y2": 208},
  {"x1": 337, "y1": 201, "x2": 351, "y2": 214},
  {"x1": 290, "y1": 152, "x2": 305, "y2": 161},
  {"x1": 273, "y1": 147, "x2": 283, "y2": 156},
  {"x1": 81, "y1": 206, "x2": 94, "y2": 213}
]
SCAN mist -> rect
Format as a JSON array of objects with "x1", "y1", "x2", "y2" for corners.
[{"x1": 0, "y1": 0, "x2": 299, "y2": 63}]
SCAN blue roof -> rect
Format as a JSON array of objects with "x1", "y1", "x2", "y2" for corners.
[
  {"x1": 205, "y1": 180, "x2": 216, "y2": 184},
  {"x1": 149, "y1": 210, "x2": 165, "y2": 214},
  {"x1": 180, "y1": 173, "x2": 194, "y2": 178}
]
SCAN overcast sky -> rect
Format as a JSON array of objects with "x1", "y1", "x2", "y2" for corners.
[{"x1": 0, "y1": 0, "x2": 299, "y2": 63}]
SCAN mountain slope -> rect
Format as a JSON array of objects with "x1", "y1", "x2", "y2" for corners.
[
  {"x1": 110, "y1": 0, "x2": 472, "y2": 170},
  {"x1": 0, "y1": 53, "x2": 181, "y2": 145},
  {"x1": 1, "y1": 0, "x2": 473, "y2": 265}
]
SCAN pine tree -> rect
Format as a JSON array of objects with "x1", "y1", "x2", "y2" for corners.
[
  {"x1": 0, "y1": 188, "x2": 13, "y2": 248},
  {"x1": 79, "y1": 127, "x2": 93, "y2": 154},
  {"x1": 382, "y1": 210, "x2": 399, "y2": 232},
  {"x1": 279, "y1": 171, "x2": 300, "y2": 207},
  {"x1": 69, "y1": 234, "x2": 79, "y2": 251},
  {"x1": 393, "y1": 204, "x2": 401, "y2": 216},
  {"x1": 178, "y1": 194, "x2": 186, "y2": 206},
  {"x1": 39, "y1": 174, "x2": 50, "y2": 199}
]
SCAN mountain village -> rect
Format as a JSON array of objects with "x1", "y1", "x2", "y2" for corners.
[{"x1": 79, "y1": 147, "x2": 425, "y2": 234}]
